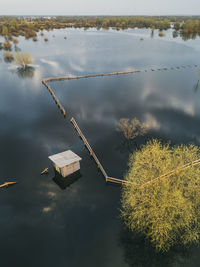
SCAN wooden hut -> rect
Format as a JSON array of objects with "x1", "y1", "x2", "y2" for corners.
[{"x1": 49, "y1": 150, "x2": 82, "y2": 177}]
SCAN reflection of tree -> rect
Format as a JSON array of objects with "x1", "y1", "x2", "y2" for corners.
[
  {"x1": 151, "y1": 27, "x2": 155, "y2": 38},
  {"x1": 14, "y1": 46, "x2": 21, "y2": 52},
  {"x1": 181, "y1": 32, "x2": 197, "y2": 41},
  {"x1": 117, "y1": 118, "x2": 147, "y2": 140},
  {"x1": 16, "y1": 66, "x2": 35, "y2": 79},
  {"x1": 193, "y1": 80, "x2": 199, "y2": 93},
  {"x1": 116, "y1": 118, "x2": 148, "y2": 153},
  {"x1": 4, "y1": 56, "x2": 14, "y2": 63},
  {"x1": 3, "y1": 51, "x2": 14, "y2": 63},
  {"x1": 120, "y1": 225, "x2": 193, "y2": 267},
  {"x1": 173, "y1": 30, "x2": 178, "y2": 38},
  {"x1": 193, "y1": 71, "x2": 200, "y2": 93},
  {"x1": 116, "y1": 136, "x2": 148, "y2": 154}
]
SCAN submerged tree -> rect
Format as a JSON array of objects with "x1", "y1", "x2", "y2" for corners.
[
  {"x1": 117, "y1": 118, "x2": 147, "y2": 140},
  {"x1": 159, "y1": 31, "x2": 166, "y2": 37},
  {"x1": 3, "y1": 41, "x2": 11, "y2": 50},
  {"x1": 3, "y1": 51, "x2": 14, "y2": 63},
  {"x1": 121, "y1": 139, "x2": 200, "y2": 252},
  {"x1": 15, "y1": 52, "x2": 33, "y2": 68},
  {"x1": 12, "y1": 38, "x2": 19, "y2": 46}
]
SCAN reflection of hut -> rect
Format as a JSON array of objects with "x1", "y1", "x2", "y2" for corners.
[
  {"x1": 53, "y1": 171, "x2": 82, "y2": 190},
  {"x1": 49, "y1": 150, "x2": 82, "y2": 178}
]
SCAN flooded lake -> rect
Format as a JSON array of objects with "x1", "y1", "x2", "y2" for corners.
[{"x1": 1, "y1": 28, "x2": 200, "y2": 267}]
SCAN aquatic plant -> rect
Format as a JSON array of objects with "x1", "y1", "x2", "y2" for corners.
[
  {"x1": 3, "y1": 51, "x2": 14, "y2": 62},
  {"x1": 159, "y1": 31, "x2": 166, "y2": 37},
  {"x1": 32, "y1": 36, "x2": 38, "y2": 42},
  {"x1": 15, "y1": 52, "x2": 34, "y2": 68},
  {"x1": 3, "y1": 41, "x2": 11, "y2": 50},
  {"x1": 121, "y1": 139, "x2": 200, "y2": 252},
  {"x1": 12, "y1": 38, "x2": 19, "y2": 46}
]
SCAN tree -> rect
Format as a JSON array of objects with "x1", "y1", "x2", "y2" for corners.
[
  {"x1": 159, "y1": 31, "x2": 166, "y2": 37},
  {"x1": 121, "y1": 139, "x2": 200, "y2": 252},
  {"x1": 12, "y1": 38, "x2": 19, "y2": 46},
  {"x1": 15, "y1": 52, "x2": 34, "y2": 68},
  {"x1": 117, "y1": 118, "x2": 147, "y2": 140},
  {"x1": 32, "y1": 36, "x2": 38, "y2": 42},
  {"x1": 3, "y1": 41, "x2": 11, "y2": 50},
  {"x1": 3, "y1": 51, "x2": 14, "y2": 62},
  {"x1": 174, "y1": 22, "x2": 181, "y2": 31},
  {"x1": 2, "y1": 26, "x2": 8, "y2": 36}
]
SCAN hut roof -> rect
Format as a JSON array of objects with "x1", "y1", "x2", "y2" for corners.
[{"x1": 48, "y1": 150, "x2": 82, "y2": 168}]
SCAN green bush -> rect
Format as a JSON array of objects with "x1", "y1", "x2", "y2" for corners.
[
  {"x1": 32, "y1": 36, "x2": 38, "y2": 42},
  {"x1": 121, "y1": 139, "x2": 200, "y2": 252},
  {"x1": 3, "y1": 41, "x2": 11, "y2": 50},
  {"x1": 13, "y1": 38, "x2": 19, "y2": 45},
  {"x1": 159, "y1": 31, "x2": 166, "y2": 37},
  {"x1": 15, "y1": 52, "x2": 34, "y2": 68},
  {"x1": 3, "y1": 51, "x2": 14, "y2": 62}
]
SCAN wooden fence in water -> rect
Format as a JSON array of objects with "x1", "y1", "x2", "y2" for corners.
[
  {"x1": 42, "y1": 63, "x2": 200, "y2": 186},
  {"x1": 42, "y1": 79, "x2": 66, "y2": 117},
  {"x1": 43, "y1": 64, "x2": 199, "y2": 83},
  {"x1": 70, "y1": 117, "x2": 135, "y2": 185}
]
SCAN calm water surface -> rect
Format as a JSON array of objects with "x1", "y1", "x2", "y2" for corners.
[{"x1": 1, "y1": 28, "x2": 200, "y2": 267}]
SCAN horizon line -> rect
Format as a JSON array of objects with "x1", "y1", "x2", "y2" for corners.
[{"x1": 1, "y1": 14, "x2": 200, "y2": 17}]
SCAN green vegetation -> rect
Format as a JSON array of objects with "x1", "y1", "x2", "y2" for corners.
[
  {"x1": 12, "y1": 38, "x2": 18, "y2": 46},
  {"x1": 159, "y1": 31, "x2": 166, "y2": 37},
  {"x1": 32, "y1": 36, "x2": 38, "y2": 42},
  {"x1": 3, "y1": 41, "x2": 11, "y2": 50},
  {"x1": 3, "y1": 51, "x2": 14, "y2": 62},
  {"x1": 173, "y1": 30, "x2": 179, "y2": 38},
  {"x1": 121, "y1": 139, "x2": 200, "y2": 252},
  {"x1": 0, "y1": 16, "x2": 200, "y2": 42},
  {"x1": 15, "y1": 52, "x2": 33, "y2": 68}
]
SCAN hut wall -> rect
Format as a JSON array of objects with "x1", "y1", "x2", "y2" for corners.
[
  {"x1": 54, "y1": 163, "x2": 61, "y2": 174},
  {"x1": 61, "y1": 161, "x2": 80, "y2": 177}
]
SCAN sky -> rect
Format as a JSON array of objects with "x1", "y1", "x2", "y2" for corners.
[{"x1": 1, "y1": 0, "x2": 200, "y2": 16}]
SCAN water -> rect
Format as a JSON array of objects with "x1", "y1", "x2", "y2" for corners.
[{"x1": 0, "y1": 28, "x2": 200, "y2": 267}]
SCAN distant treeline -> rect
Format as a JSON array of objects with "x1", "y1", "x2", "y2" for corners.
[{"x1": 0, "y1": 16, "x2": 200, "y2": 40}]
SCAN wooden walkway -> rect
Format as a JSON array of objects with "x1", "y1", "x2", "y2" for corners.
[{"x1": 42, "y1": 64, "x2": 200, "y2": 186}]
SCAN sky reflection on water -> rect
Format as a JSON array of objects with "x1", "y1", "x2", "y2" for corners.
[{"x1": 0, "y1": 28, "x2": 200, "y2": 266}]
